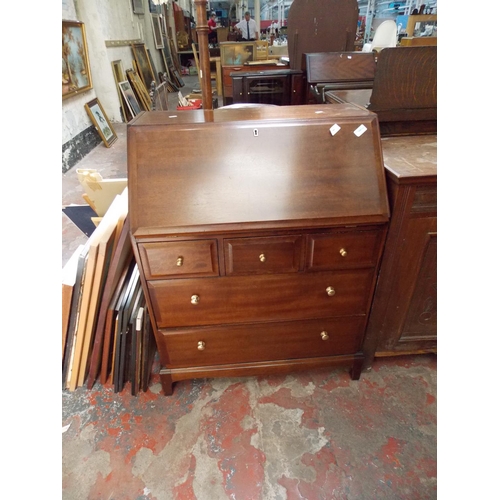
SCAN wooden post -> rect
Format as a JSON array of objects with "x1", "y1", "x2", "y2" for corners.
[{"x1": 194, "y1": 0, "x2": 213, "y2": 110}]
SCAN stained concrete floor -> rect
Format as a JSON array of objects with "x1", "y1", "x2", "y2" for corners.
[{"x1": 62, "y1": 77, "x2": 437, "y2": 499}]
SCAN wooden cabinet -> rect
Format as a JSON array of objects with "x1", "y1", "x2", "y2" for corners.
[
  {"x1": 222, "y1": 63, "x2": 291, "y2": 105},
  {"x1": 127, "y1": 105, "x2": 389, "y2": 394},
  {"x1": 231, "y1": 69, "x2": 305, "y2": 106},
  {"x1": 363, "y1": 135, "x2": 437, "y2": 365}
]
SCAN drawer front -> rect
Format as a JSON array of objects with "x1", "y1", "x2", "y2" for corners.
[
  {"x1": 149, "y1": 270, "x2": 374, "y2": 328},
  {"x1": 225, "y1": 235, "x2": 303, "y2": 275},
  {"x1": 138, "y1": 240, "x2": 219, "y2": 280},
  {"x1": 158, "y1": 316, "x2": 366, "y2": 367},
  {"x1": 306, "y1": 230, "x2": 383, "y2": 270}
]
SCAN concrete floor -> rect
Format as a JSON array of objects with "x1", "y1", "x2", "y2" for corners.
[{"x1": 62, "y1": 76, "x2": 437, "y2": 499}]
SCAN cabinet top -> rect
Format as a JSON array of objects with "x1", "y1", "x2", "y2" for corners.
[
  {"x1": 128, "y1": 105, "x2": 390, "y2": 236},
  {"x1": 381, "y1": 135, "x2": 437, "y2": 182}
]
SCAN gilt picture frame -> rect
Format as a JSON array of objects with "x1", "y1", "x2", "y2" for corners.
[
  {"x1": 84, "y1": 98, "x2": 117, "y2": 148},
  {"x1": 131, "y1": 42, "x2": 155, "y2": 91},
  {"x1": 62, "y1": 20, "x2": 93, "y2": 100}
]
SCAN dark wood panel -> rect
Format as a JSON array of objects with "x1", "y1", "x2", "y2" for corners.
[
  {"x1": 149, "y1": 270, "x2": 375, "y2": 328},
  {"x1": 287, "y1": 0, "x2": 359, "y2": 69},
  {"x1": 303, "y1": 51, "x2": 376, "y2": 85}
]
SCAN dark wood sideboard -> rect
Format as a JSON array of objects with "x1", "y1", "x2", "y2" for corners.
[
  {"x1": 127, "y1": 105, "x2": 390, "y2": 395},
  {"x1": 363, "y1": 135, "x2": 437, "y2": 366},
  {"x1": 231, "y1": 69, "x2": 304, "y2": 106}
]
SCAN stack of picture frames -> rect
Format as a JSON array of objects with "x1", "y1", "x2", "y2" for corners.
[{"x1": 62, "y1": 190, "x2": 157, "y2": 395}]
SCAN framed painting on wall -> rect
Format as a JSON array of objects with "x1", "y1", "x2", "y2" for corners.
[
  {"x1": 151, "y1": 14, "x2": 164, "y2": 49},
  {"x1": 84, "y1": 98, "x2": 117, "y2": 148},
  {"x1": 131, "y1": 0, "x2": 144, "y2": 15},
  {"x1": 131, "y1": 43, "x2": 155, "y2": 90},
  {"x1": 62, "y1": 20, "x2": 93, "y2": 100}
]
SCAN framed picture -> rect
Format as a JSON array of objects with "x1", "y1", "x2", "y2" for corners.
[
  {"x1": 118, "y1": 81, "x2": 141, "y2": 117},
  {"x1": 62, "y1": 20, "x2": 93, "y2": 100},
  {"x1": 131, "y1": 0, "x2": 144, "y2": 15},
  {"x1": 111, "y1": 60, "x2": 132, "y2": 122},
  {"x1": 220, "y1": 42, "x2": 255, "y2": 65},
  {"x1": 84, "y1": 98, "x2": 117, "y2": 148},
  {"x1": 131, "y1": 43, "x2": 155, "y2": 91},
  {"x1": 151, "y1": 14, "x2": 164, "y2": 49}
]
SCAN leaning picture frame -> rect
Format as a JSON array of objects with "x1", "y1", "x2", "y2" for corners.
[
  {"x1": 151, "y1": 14, "x2": 164, "y2": 49},
  {"x1": 118, "y1": 81, "x2": 142, "y2": 117},
  {"x1": 62, "y1": 20, "x2": 93, "y2": 100},
  {"x1": 84, "y1": 98, "x2": 117, "y2": 148},
  {"x1": 131, "y1": 43, "x2": 155, "y2": 91}
]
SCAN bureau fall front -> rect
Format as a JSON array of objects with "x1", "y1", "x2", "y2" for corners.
[{"x1": 127, "y1": 104, "x2": 390, "y2": 395}]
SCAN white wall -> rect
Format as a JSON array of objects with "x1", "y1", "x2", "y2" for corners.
[{"x1": 62, "y1": 0, "x2": 179, "y2": 148}]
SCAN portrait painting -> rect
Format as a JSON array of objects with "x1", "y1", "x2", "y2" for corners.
[{"x1": 62, "y1": 20, "x2": 93, "y2": 99}]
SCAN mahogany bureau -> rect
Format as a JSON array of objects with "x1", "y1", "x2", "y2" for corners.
[{"x1": 127, "y1": 105, "x2": 390, "y2": 395}]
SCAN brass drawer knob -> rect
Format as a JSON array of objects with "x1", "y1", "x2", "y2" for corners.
[
  {"x1": 321, "y1": 331, "x2": 329, "y2": 341},
  {"x1": 191, "y1": 294, "x2": 200, "y2": 305},
  {"x1": 339, "y1": 248, "x2": 347, "y2": 257},
  {"x1": 259, "y1": 253, "x2": 266, "y2": 263},
  {"x1": 176, "y1": 256, "x2": 184, "y2": 266},
  {"x1": 326, "y1": 286, "x2": 335, "y2": 297},
  {"x1": 197, "y1": 341, "x2": 205, "y2": 351}
]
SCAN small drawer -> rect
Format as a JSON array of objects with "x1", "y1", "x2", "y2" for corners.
[
  {"x1": 224, "y1": 235, "x2": 303, "y2": 275},
  {"x1": 306, "y1": 229, "x2": 383, "y2": 271},
  {"x1": 138, "y1": 240, "x2": 219, "y2": 280},
  {"x1": 157, "y1": 316, "x2": 366, "y2": 368}
]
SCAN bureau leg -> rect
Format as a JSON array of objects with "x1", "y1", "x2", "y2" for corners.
[
  {"x1": 350, "y1": 355, "x2": 364, "y2": 380},
  {"x1": 160, "y1": 369, "x2": 174, "y2": 396}
]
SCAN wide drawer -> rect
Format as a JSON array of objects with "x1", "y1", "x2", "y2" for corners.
[
  {"x1": 224, "y1": 235, "x2": 303, "y2": 275},
  {"x1": 158, "y1": 316, "x2": 366, "y2": 367},
  {"x1": 138, "y1": 240, "x2": 219, "y2": 279},
  {"x1": 148, "y1": 270, "x2": 375, "y2": 328},
  {"x1": 306, "y1": 229, "x2": 383, "y2": 270}
]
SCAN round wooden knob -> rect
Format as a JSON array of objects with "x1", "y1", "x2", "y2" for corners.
[
  {"x1": 191, "y1": 294, "x2": 200, "y2": 305},
  {"x1": 326, "y1": 286, "x2": 335, "y2": 297}
]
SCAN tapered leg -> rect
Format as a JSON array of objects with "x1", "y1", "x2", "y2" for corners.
[{"x1": 350, "y1": 354, "x2": 364, "y2": 380}]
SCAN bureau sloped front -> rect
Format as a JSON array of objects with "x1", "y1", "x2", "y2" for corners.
[{"x1": 148, "y1": 270, "x2": 375, "y2": 328}]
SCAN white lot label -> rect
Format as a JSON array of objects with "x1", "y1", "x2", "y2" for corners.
[
  {"x1": 354, "y1": 124, "x2": 368, "y2": 137},
  {"x1": 330, "y1": 124, "x2": 341, "y2": 136}
]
